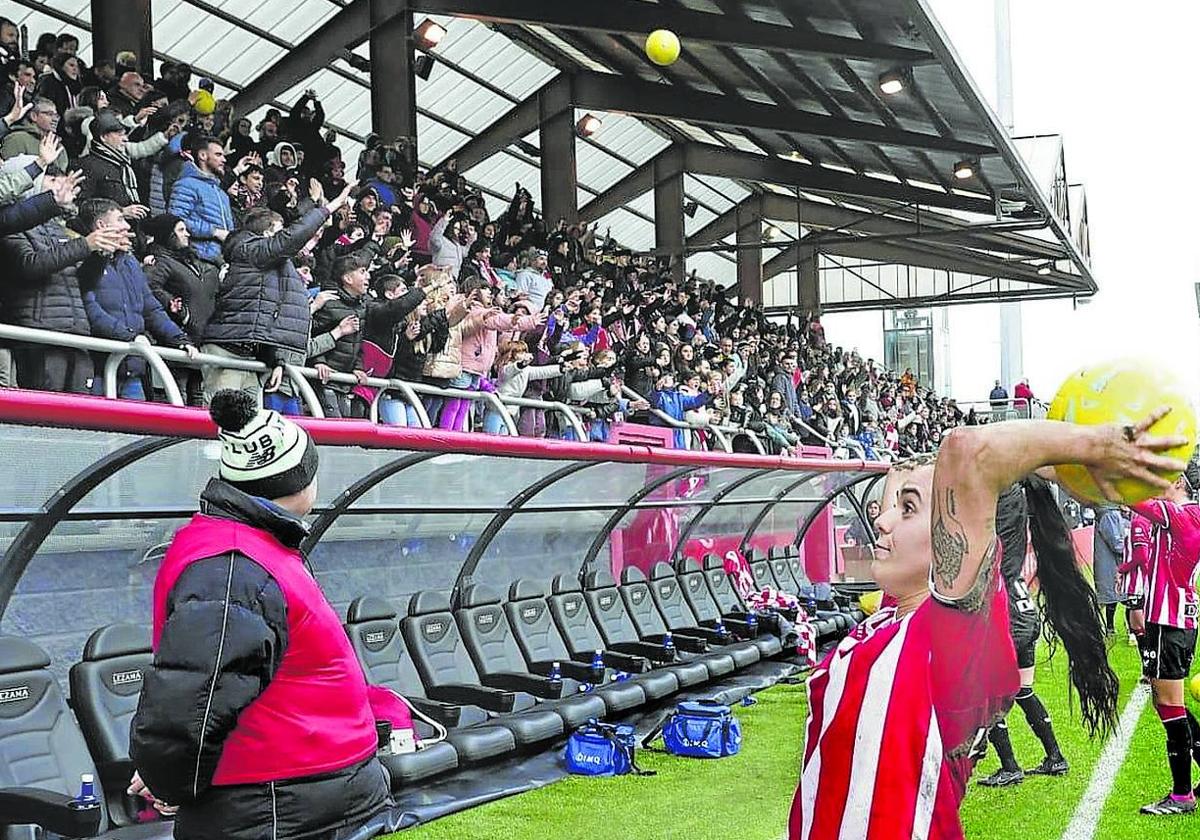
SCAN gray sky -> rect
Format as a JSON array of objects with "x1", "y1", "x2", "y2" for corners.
[{"x1": 829, "y1": 0, "x2": 1200, "y2": 402}]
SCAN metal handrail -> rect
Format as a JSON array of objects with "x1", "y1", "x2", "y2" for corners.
[
  {"x1": 618, "y1": 384, "x2": 768, "y2": 456},
  {"x1": 0, "y1": 323, "x2": 591, "y2": 438}
]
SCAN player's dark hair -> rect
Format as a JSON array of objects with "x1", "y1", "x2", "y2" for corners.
[{"x1": 1022, "y1": 475, "x2": 1119, "y2": 737}]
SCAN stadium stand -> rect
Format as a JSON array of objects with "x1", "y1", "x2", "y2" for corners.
[{"x1": 0, "y1": 0, "x2": 1097, "y2": 835}]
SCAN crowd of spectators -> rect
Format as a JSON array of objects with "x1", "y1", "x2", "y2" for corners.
[{"x1": 0, "y1": 21, "x2": 980, "y2": 459}]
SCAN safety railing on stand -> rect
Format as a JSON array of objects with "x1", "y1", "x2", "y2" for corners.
[{"x1": 0, "y1": 324, "x2": 592, "y2": 440}]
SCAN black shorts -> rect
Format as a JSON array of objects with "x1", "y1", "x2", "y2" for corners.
[
  {"x1": 1125, "y1": 594, "x2": 1145, "y2": 611},
  {"x1": 1010, "y1": 608, "x2": 1041, "y2": 670},
  {"x1": 1142, "y1": 622, "x2": 1199, "y2": 681},
  {"x1": 1014, "y1": 633, "x2": 1038, "y2": 669}
]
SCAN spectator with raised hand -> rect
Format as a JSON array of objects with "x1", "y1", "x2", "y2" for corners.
[
  {"x1": 1, "y1": 97, "x2": 67, "y2": 171},
  {"x1": 429, "y1": 206, "x2": 474, "y2": 279},
  {"x1": 439, "y1": 276, "x2": 544, "y2": 431},
  {"x1": 649, "y1": 368, "x2": 710, "y2": 449},
  {"x1": 199, "y1": 179, "x2": 356, "y2": 405},
  {"x1": 169, "y1": 133, "x2": 235, "y2": 265},
  {"x1": 76, "y1": 198, "x2": 197, "y2": 400},
  {"x1": 0, "y1": 168, "x2": 124, "y2": 393},
  {"x1": 308, "y1": 253, "x2": 428, "y2": 418}
]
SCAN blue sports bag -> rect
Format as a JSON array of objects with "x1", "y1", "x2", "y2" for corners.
[
  {"x1": 645, "y1": 700, "x2": 742, "y2": 759},
  {"x1": 564, "y1": 720, "x2": 653, "y2": 776}
]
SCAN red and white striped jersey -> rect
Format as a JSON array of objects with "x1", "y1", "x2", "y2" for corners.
[
  {"x1": 789, "y1": 563, "x2": 1017, "y2": 840},
  {"x1": 1119, "y1": 513, "x2": 1151, "y2": 600},
  {"x1": 1132, "y1": 499, "x2": 1200, "y2": 629}
]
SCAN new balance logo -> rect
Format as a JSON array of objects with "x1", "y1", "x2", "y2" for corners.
[
  {"x1": 0, "y1": 685, "x2": 30, "y2": 704},
  {"x1": 111, "y1": 669, "x2": 143, "y2": 687}
]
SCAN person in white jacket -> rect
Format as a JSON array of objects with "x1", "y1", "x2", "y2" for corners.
[
  {"x1": 485, "y1": 339, "x2": 563, "y2": 435},
  {"x1": 429, "y1": 209, "x2": 474, "y2": 278}
]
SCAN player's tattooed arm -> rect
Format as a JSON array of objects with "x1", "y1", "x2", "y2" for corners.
[{"x1": 930, "y1": 487, "x2": 968, "y2": 590}]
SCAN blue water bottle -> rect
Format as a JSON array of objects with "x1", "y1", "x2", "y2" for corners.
[
  {"x1": 68, "y1": 773, "x2": 100, "y2": 812},
  {"x1": 549, "y1": 661, "x2": 562, "y2": 688},
  {"x1": 591, "y1": 649, "x2": 605, "y2": 681},
  {"x1": 746, "y1": 613, "x2": 758, "y2": 635},
  {"x1": 662, "y1": 631, "x2": 675, "y2": 659}
]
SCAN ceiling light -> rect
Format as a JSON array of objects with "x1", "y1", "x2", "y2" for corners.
[
  {"x1": 683, "y1": 200, "x2": 699, "y2": 219},
  {"x1": 576, "y1": 113, "x2": 602, "y2": 138},
  {"x1": 953, "y1": 158, "x2": 977, "y2": 180},
  {"x1": 878, "y1": 69, "x2": 905, "y2": 95},
  {"x1": 414, "y1": 19, "x2": 447, "y2": 51},
  {"x1": 1037, "y1": 263, "x2": 1052, "y2": 276},
  {"x1": 764, "y1": 225, "x2": 780, "y2": 242}
]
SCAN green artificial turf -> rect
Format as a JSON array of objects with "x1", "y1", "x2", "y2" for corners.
[
  {"x1": 392, "y1": 682, "x2": 808, "y2": 840},
  {"x1": 391, "y1": 613, "x2": 1199, "y2": 840}
]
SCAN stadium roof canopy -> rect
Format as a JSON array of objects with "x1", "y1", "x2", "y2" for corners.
[{"x1": 3, "y1": 0, "x2": 1096, "y2": 312}]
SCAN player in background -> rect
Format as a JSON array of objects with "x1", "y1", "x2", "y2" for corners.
[
  {"x1": 1133, "y1": 462, "x2": 1200, "y2": 816},
  {"x1": 1118, "y1": 509, "x2": 1151, "y2": 651},
  {"x1": 789, "y1": 412, "x2": 1181, "y2": 840},
  {"x1": 976, "y1": 483, "x2": 1068, "y2": 787}
]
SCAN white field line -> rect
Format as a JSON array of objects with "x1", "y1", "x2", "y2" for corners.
[{"x1": 1059, "y1": 682, "x2": 1152, "y2": 840}]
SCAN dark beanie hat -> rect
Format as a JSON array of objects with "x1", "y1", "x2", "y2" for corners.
[
  {"x1": 209, "y1": 390, "x2": 318, "y2": 500},
  {"x1": 142, "y1": 213, "x2": 184, "y2": 247}
]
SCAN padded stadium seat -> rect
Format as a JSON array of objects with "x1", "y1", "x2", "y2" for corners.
[
  {"x1": 345, "y1": 597, "x2": 514, "y2": 767},
  {"x1": 504, "y1": 580, "x2": 646, "y2": 714},
  {"x1": 403, "y1": 591, "x2": 564, "y2": 746},
  {"x1": 646, "y1": 563, "x2": 760, "y2": 669},
  {"x1": 546, "y1": 575, "x2": 679, "y2": 702},
  {"x1": 768, "y1": 548, "x2": 803, "y2": 598},
  {"x1": 0, "y1": 636, "x2": 106, "y2": 840},
  {"x1": 68, "y1": 624, "x2": 154, "y2": 827},
  {"x1": 457, "y1": 585, "x2": 607, "y2": 729},
  {"x1": 583, "y1": 571, "x2": 709, "y2": 688},
  {"x1": 620, "y1": 566, "x2": 737, "y2": 679},
  {"x1": 674, "y1": 557, "x2": 783, "y2": 658}
]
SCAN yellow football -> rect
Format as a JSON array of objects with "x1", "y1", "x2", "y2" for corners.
[
  {"x1": 1047, "y1": 358, "x2": 1196, "y2": 504},
  {"x1": 645, "y1": 29, "x2": 681, "y2": 67}
]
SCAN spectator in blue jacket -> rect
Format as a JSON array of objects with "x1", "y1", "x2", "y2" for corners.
[
  {"x1": 77, "y1": 198, "x2": 197, "y2": 399},
  {"x1": 649, "y1": 369, "x2": 709, "y2": 449},
  {"x1": 169, "y1": 133, "x2": 234, "y2": 265}
]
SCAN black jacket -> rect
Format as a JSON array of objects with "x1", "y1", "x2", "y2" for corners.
[
  {"x1": 0, "y1": 207, "x2": 94, "y2": 335},
  {"x1": 309, "y1": 287, "x2": 425, "y2": 382},
  {"x1": 203, "y1": 206, "x2": 329, "y2": 357},
  {"x1": 384, "y1": 309, "x2": 451, "y2": 381},
  {"x1": 128, "y1": 480, "x2": 390, "y2": 840},
  {"x1": 76, "y1": 149, "x2": 140, "y2": 206},
  {"x1": 144, "y1": 244, "x2": 221, "y2": 342}
]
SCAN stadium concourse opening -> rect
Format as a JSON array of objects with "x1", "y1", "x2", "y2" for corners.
[{"x1": 0, "y1": 0, "x2": 1110, "y2": 838}]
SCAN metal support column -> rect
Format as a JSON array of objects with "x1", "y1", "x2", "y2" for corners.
[
  {"x1": 370, "y1": 0, "x2": 419, "y2": 151},
  {"x1": 91, "y1": 0, "x2": 153, "y2": 77},
  {"x1": 538, "y1": 79, "x2": 579, "y2": 227},
  {"x1": 654, "y1": 151, "x2": 686, "y2": 284},
  {"x1": 797, "y1": 245, "x2": 821, "y2": 315},
  {"x1": 735, "y1": 200, "x2": 763, "y2": 306}
]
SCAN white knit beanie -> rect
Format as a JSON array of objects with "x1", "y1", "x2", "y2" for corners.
[{"x1": 209, "y1": 390, "x2": 318, "y2": 499}]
